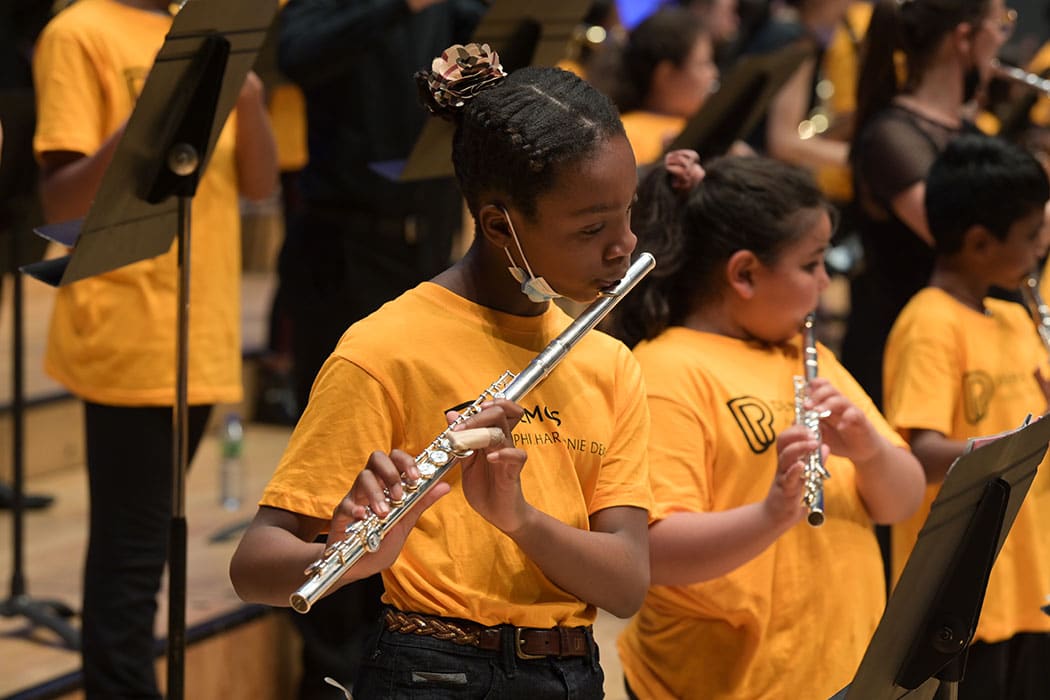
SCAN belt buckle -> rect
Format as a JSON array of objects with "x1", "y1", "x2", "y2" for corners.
[{"x1": 514, "y1": 628, "x2": 545, "y2": 660}]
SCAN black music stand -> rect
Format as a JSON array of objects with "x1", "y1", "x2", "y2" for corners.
[
  {"x1": 666, "y1": 39, "x2": 813, "y2": 160},
  {"x1": 0, "y1": 90, "x2": 76, "y2": 649},
  {"x1": 382, "y1": 0, "x2": 594, "y2": 183},
  {"x1": 22, "y1": 1, "x2": 276, "y2": 697},
  {"x1": 830, "y1": 415, "x2": 1050, "y2": 700}
]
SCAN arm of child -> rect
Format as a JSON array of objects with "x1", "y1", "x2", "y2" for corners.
[
  {"x1": 458, "y1": 399, "x2": 651, "y2": 618},
  {"x1": 229, "y1": 447, "x2": 451, "y2": 607},
  {"x1": 807, "y1": 377, "x2": 926, "y2": 524},
  {"x1": 39, "y1": 126, "x2": 126, "y2": 224},
  {"x1": 908, "y1": 428, "x2": 969, "y2": 485},
  {"x1": 233, "y1": 70, "x2": 279, "y2": 201},
  {"x1": 646, "y1": 425, "x2": 812, "y2": 587}
]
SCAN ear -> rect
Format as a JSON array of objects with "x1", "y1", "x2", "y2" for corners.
[
  {"x1": 963, "y1": 224, "x2": 995, "y2": 257},
  {"x1": 477, "y1": 203, "x2": 513, "y2": 249},
  {"x1": 952, "y1": 21, "x2": 975, "y2": 55},
  {"x1": 725, "y1": 249, "x2": 760, "y2": 299}
]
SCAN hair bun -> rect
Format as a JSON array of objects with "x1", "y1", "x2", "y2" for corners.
[{"x1": 416, "y1": 43, "x2": 507, "y2": 120}]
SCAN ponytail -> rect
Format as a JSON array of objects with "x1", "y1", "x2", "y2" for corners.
[
  {"x1": 853, "y1": 0, "x2": 990, "y2": 152},
  {"x1": 609, "y1": 156, "x2": 832, "y2": 348},
  {"x1": 854, "y1": 0, "x2": 901, "y2": 150}
]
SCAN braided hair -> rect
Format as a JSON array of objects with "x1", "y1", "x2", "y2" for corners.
[{"x1": 419, "y1": 54, "x2": 625, "y2": 220}]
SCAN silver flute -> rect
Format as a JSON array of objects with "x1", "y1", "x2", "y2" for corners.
[
  {"x1": 289, "y1": 252, "x2": 656, "y2": 613},
  {"x1": 1021, "y1": 272, "x2": 1050, "y2": 360},
  {"x1": 793, "y1": 313, "x2": 831, "y2": 527},
  {"x1": 992, "y1": 59, "x2": 1050, "y2": 98}
]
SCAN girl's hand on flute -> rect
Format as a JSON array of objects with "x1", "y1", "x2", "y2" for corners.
[
  {"x1": 328, "y1": 449, "x2": 451, "y2": 575},
  {"x1": 764, "y1": 425, "x2": 813, "y2": 528},
  {"x1": 805, "y1": 377, "x2": 881, "y2": 464},
  {"x1": 451, "y1": 399, "x2": 531, "y2": 534}
]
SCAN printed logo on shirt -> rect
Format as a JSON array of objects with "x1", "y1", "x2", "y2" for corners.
[
  {"x1": 726, "y1": 396, "x2": 776, "y2": 454},
  {"x1": 521, "y1": 404, "x2": 562, "y2": 427},
  {"x1": 445, "y1": 400, "x2": 585, "y2": 452},
  {"x1": 963, "y1": 370, "x2": 995, "y2": 424}
]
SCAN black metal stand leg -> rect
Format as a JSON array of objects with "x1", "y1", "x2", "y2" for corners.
[{"x1": 0, "y1": 229, "x2": 80, "y2": 650}]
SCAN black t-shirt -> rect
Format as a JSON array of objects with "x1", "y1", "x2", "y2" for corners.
[
  {"x1": 851, "y1": 103, "x2": 979, "y2": 312},
  {"x1": 278, "y1": 0, "x2": 486, "y2": 214},
  {"x1": 842, "y1": 102, "x2": 978, "y2": 405}
]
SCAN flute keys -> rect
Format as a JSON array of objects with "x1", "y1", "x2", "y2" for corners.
[{"x1": 365, "y1": 530, "x2": 382, "y2": 553}]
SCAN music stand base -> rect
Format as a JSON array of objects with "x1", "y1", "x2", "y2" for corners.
[{"x1": 0, "y1": 593, "x2": 81, "y2": 649}]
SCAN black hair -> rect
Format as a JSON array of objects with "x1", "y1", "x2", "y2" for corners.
[
  {"x1": 418, "y1": 64, "x2": 625, "y2": 220},
  {"x1": 611, "y1": 7, "x2": 707, "y2": 113},
  {"x1": 925, "y1": 134, "x2": 1049, "y2": 255},
  {"x1": 609, "y1": 155, "x2": 834, "y2": 348},
  {"x1": 854, "y1": 0, "x2": 989, "y2": 151}
]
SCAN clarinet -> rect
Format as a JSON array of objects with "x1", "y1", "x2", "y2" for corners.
[
  {"x1": 793, "y1": 313, "x2": 831, "y2": 527},
  {"x1": 289, "y1": 252, "x2": 656, "y2": 613},
  {"x1": 1021, "y1": 273, "x2": 1050, "y2": 360}
]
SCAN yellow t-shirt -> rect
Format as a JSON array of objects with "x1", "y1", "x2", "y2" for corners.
[
  {"x1": 260, "y1": 283, "x2": 652, "y2": 628},
  {"x1": 884, "y1": 287, "x2": 1050, "y2": 644},
  {"x1": 620, "y1": 111, "x2": 686, "y2": 166},
  {"x1": 618, "y1": 327, "x2": 902, "y2": 700},
  {"x1": 33, "y1": 0, "x2": 243, "y2": 406}
]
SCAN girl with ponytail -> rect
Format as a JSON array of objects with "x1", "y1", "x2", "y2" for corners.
[
  {"x1": 841, "y1": 0, "x2": 1012, "y2": 408},
  {"x1": 611, "y1": 152, "x2": 924, "y2": 699}
]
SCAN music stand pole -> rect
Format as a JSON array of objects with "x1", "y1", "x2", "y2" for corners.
[
  {"x1": 0, "y1": 226, "x2": 79, "y2": 650},
  {"x1": 143, "y1": 41, "x2": 229, "y2": 698},
  {"x1": 169, "y1": 189, "x2": 194, "y2": 700}
]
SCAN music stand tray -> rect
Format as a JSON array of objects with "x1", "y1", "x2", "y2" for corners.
[{"x1": 832, "y1": 415, "x2": 1050, "y2": 700}]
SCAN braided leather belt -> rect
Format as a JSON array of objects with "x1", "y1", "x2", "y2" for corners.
[{"x1": 383, "y1": 609, "x2": 591, "y2": 660}]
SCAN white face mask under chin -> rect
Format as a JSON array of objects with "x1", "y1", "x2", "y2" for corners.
[{"x1": 501, "y1": 209, "x2": 562, "y2": 303}]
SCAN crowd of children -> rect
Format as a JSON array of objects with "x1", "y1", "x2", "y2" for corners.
[
  {"x1": 17, "y1": 0, "x2": 1050, "y2": 698},
  {"x1": 229, "y1": 31, "x2": 1050, "y2": 700}
]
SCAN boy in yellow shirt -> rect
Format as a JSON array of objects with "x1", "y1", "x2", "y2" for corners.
[{"x1": 884, "y1": 133, "x2": 1050, "y2": 698}]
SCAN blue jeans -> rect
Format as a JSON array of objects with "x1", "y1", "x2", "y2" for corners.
[{"x1": 353, "y1": 617, "x2": 604, "y2": 699}]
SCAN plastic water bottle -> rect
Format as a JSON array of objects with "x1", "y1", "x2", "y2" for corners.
[{"x1": 220, "y1": 413, "x2": 244, "y2": 511}]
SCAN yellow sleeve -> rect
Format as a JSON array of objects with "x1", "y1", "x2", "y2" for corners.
[
  {"x1": 883, "y1": 309, "x2": 959, "y2": 437},
  {"x1": 33, "y1": 27, "x2": 107, "y2": 158},
  {"x1": 259, "y1": 355, "x2": 400, "y2": 522},
  {"x1": 647, "y1": 393, "x2": 712, "y2": 521},
  {"x1": 588, "y1": 347, "x2": 652, "y2": 515}
]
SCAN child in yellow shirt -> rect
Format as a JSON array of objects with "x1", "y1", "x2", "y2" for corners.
[
  {"x1": 610, "y1": 151, "x2": 925, "y2": 699},
  {"x1": 884, "y1": 133, "x2": 1050, "y2": 699},
  {"x1": 230, "y1": 43, "x2": 653, "y2": 697}
]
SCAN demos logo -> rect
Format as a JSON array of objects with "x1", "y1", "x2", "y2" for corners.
[
  {"x1": 521, "y1": 404, "x2": 562, "y2": 427},
  {"x1": 962, "y1": 370, "x2": 995, "y2": 425},
  {"x1": 726, "y1": 396, "x2": 776, "y2": 454}
]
